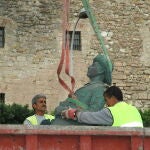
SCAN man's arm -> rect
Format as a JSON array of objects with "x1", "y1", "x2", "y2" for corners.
[{"x1": 77, "y1": 108, "x2": 113, "y2": 126}]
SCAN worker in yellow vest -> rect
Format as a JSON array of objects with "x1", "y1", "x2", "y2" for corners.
[
  {"x1": 62, "y1": 86, "x2": 143, "y2": 127},
  {"x1": 23, "y1": 94, "x2": 54, "y2": 126}
]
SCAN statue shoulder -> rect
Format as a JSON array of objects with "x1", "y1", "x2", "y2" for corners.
[{"x1": 75, "y1": 82, "x2": 107, "y2": 93}]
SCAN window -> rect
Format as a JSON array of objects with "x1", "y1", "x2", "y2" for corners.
[
  {"x1": 67, "y1": 31, "x2": 81, "y2": 51},
  {"x1": 0, "y1": 27, "x2": 5, "y2": 48},
  {"x1": 0, "y1": 93, "x2": 5, "y2": 103}
]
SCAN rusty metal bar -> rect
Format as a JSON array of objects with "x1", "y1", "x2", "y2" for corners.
[
  {"x1": 131, "y1": 136, "x2": 143, "y2": 150},
  {"x1": 80, "y1": 135, "x2": 92, "y2": 150},
  {"x1": 26, "y1": 135, "x2": 38, "y2": 150}
]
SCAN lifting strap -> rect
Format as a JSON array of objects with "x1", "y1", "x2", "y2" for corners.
[
  {"x1": 57, "y1": 0, "x2": 75, "y2": 95},
  {"x1": 81, "y1": 0, "x2": 113, "y2": 73}
]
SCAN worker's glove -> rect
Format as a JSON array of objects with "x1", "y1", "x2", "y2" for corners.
[{"x1": 61, "y1": 108, "x2": 77, "y2": 120}]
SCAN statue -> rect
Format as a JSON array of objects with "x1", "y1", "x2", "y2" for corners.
[{"x1": 51, "y1": 53, "x2": 113, "y2": 125}]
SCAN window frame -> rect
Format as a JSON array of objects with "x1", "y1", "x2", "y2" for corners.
[{"x1": 67, "y1": 31, "x2": 81, "y2": 51}]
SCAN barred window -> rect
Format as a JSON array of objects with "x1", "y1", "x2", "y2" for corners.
[
  {"x1": 0, "y1": 27, "x2": 5, "y2": 48},
  {"x1": 68, "y1": 31, "x2": 81, "y2": 51},
  {"x1": 0, "y1": 93, "x2": 5, "y2": 103}
]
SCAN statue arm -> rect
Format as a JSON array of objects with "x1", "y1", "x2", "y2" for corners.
[
  {"x1": 54, "y1": 100, "x2": 77, "y2": 116},
  {"x1": 86, "y1": 90, "x2": 105, "y2": 111},
  {"x1": 88, "y1": 95, "x2": 105, "y2": 111}
]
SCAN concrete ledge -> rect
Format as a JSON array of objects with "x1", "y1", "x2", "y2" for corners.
[{"x1": 0, "y1": 125, "x2": 149, "y2": 150}]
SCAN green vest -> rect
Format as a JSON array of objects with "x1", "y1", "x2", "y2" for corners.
[
  {"x1": 108, "y1": 102, "x2": 143, "y2": 127},
  {"x1": 27, "y1": 114, "x2": 55, "y2": 125}
]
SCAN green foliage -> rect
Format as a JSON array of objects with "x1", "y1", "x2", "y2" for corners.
[
  {"x1": 0, "y1": 103, "x2": 34, "y2": 124},
  {"x1": 139, "y1": 109, "x2": 150, "y2": 127}
]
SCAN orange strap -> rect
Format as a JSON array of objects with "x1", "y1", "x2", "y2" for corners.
[{"x1": 57, "y1": 0, "x2": 75, "y2": 95}]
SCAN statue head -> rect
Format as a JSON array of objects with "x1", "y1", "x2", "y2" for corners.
[{"x1": 87, "y1": 54, "x2": 113, "y2": 85}]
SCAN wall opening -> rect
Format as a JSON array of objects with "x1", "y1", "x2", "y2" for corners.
[
  {"x1": 0, "y1": 27, "x2": 5, "y2": 48},
  {"x1": 0, "y1": 93, "x2": 5, "y2": 103},
  {"x1": 67, "y1": 31, "x2": 81, "y2": 51}
]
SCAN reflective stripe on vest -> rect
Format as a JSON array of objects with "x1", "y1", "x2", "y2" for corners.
[
  {"x1": 121, "y1": 122, "x2": 143, "y2": 127},
  {"x1": 27, "y1": 114, "x2": 55, "y2": 125},
  {"x1": 108, "y1": 102, "x2": 143, "y2": 127}
]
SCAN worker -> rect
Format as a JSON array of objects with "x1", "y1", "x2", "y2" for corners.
[
  {"x1": 62, "y1": 86, "x2": 143, "y2": 127},
  {"x1": 23, "y1": 94, "x2": 55, "y2": 126},
  {"x1": 51, "y1": 53, "x2": 113, "y2": 125}
]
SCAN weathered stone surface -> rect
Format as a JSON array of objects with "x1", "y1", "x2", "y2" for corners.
[{"x1": 0, "y1": 0, "x2": 149, "y2": 111}]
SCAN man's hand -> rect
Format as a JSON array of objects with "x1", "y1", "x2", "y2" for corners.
[{"x1": 61, "y1": 108, "x2": 77, "y2": 120}]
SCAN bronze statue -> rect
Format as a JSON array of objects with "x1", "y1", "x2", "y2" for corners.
[{"x1": 51, "y1": 54, "x2": 113, "y2": 125}]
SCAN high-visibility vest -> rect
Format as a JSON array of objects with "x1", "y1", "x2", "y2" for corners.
[
  {"x1": 26, "y1": 114, "x2": 55, "y2": 125},
  {"x1": 108, "y1": 102, "x2": 143, "y2": 127}
]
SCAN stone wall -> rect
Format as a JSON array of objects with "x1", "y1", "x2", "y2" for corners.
[
  {"x1": 89, "y1": 0, "x2": 150, "y2": 110},
  {"x1": 0, "y1": 0, "x2": 149, "y2": 112},
  {"x1": 0, "y1": 0, "x2": 64, "y2": 111}
]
